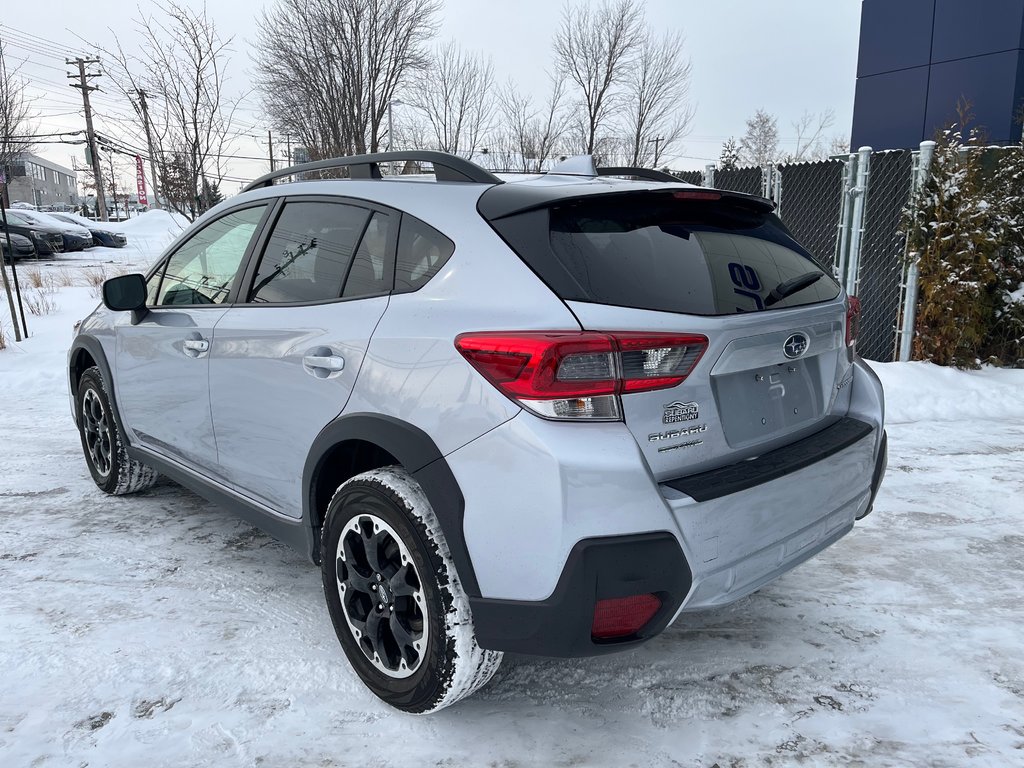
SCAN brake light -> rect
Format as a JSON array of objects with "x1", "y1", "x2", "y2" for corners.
[
  {"x1": 672, "y1": 190, "x2": 721, "y2": 201},
  {"x1": 455, "y1": 331, "x2": 707, "y2": 421},
  {"x1": 846, "y1": 296, "x2": 861, "y2": 348},
  {"x1": 592, "y1": 594, "x2": 662, "y2": 639}
]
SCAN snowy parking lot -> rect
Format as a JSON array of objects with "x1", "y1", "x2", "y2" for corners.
[{"x1": 2, "y1": 217, "x2": 1024, "y2": 766}]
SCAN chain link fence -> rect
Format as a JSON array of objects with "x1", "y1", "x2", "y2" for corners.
[
  {"x1": 855, "y1": 151, "x2": 914, "y2": 361},
  {"x1": 776, "y1": 159, "x2": 845, "y2": 272}
]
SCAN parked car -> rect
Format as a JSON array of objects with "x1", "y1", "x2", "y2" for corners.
[
  {"x1": 1, "y1": 231, "x2": 36, "y2": 262},
  {"x1": 68, "y1": 151, "x2": 887, "y2": 714},
  {"x1": 47, "y1": 212, "x2": 127, "y2": 248},
  {"x1": 9, "y1": 210, "x2": 93, "y2": 251},
  {"x1": 1, "y1": 210, "x2": 64, "y2": 256}
]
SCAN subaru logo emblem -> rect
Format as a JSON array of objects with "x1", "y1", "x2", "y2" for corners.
[{"x1": 783, "y1": 333, "x2": 809, "y2": 359}]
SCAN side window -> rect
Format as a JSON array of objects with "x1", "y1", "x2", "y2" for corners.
[
  {"x1": 154, "y1": 206, "x2": 267, "y2": 306},
  {"x1": 394, "y1": 215, "x2": 454, "y2": 294},
  {"x1": 249, "y1": 202, "x2": 370, "y2": 304},
  {"x1": 342, "y1": 211, "x2": 395, "y2": 299}
]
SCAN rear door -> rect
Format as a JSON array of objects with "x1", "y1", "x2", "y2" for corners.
[
  {"x1": 489, "y1": 190, "x2": 855, "y2": 481},
  {"x1": 208, "y1": 197, "x2": 397, "y2": 516},
  {"x1": 115, "y1": 203, "x2": 270, "y2": 472}
]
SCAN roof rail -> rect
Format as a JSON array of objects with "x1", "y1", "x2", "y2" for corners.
[
  {"x1": 241, "y1": 150, "x2": 502, "y2": 192},
  {"x1": 596, "y1": 167, "x2": 681, "y2": 183}
]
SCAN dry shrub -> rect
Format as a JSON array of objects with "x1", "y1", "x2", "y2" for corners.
[
  {"x1": 25, "y1": 285, "x2": 58, "y2": 316},
  {"x1": 24, "y1": 268, "x2": 43, "y2": 289},
  {"x1": 54, "y1": 267, "x2": 75, "y2": 288},
  {"x1": 0, "y1": 319, "x2": 6, "y2": 350}
]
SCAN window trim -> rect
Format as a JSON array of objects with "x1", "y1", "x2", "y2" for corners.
[
  {"x1": 234, "y1": 194, "x2": 399, "y2": 308},
  {"x1": 145, "y1": 200, "x2": 277, "y2": 309}
]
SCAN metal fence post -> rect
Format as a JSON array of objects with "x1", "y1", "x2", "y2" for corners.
[
  {"x1": 844, "y1": 146, "x2": 873, "y2": 295},
  {"x1": 772, "y1": 164, "x2": 783, "y2": 217},
  {"x1": 760, "y1": 165, "x2": 773, "y2": 199},
  {"x1": 897, "y1": 140, "x2": 937, "y2": 362},
  {"x1": 703, "y1": 163, "x2": 715, "y2": 188},
  {"x1": 834, "y1": 153, "x2": 856, "y2": 282}
]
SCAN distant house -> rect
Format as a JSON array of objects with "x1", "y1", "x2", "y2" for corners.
[{"x1": 6, "y1": 153, "x2": 79, "y2": 210}]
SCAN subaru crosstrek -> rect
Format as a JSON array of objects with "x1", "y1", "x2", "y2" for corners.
[{"x1": 68, "y1": 151, "x2": 887, "y2": 713}]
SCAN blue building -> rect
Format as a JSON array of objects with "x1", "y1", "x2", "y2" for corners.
[{"x1": 851, "y1": 0, "x2": 1024, "y2": 149}]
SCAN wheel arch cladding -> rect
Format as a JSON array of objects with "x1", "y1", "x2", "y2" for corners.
[
  {"x1": 69, "y1": 338, "x2": 113, "y2": 427},
  {"x1": 303, "y1": 413, "x2": 479, "y2": 596}
]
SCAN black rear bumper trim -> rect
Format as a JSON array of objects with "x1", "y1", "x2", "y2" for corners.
[
  {"x1": 664, "y1": 417, "x2": 875, "y2": 502},
  {"x1": 470, "y1": 532, "x2": 691, "y2": 657}
]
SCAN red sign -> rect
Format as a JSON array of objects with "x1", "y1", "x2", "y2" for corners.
[{"x1": 135, "y1": 155, "x2": 149, "y2": 207}]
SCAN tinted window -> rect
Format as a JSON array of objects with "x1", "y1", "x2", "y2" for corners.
[
  {"x1": 394, "y1": 215, "x2": 454, "y2": 293},
  {"x1": 492, "y1": 192, "x2": 840, "y2": 316},
  {"x1": 153, "y1": 205, "x2": 267, "y2": 306},
  {"x1": 342, "y1": 211, "x2": 395, "y2": 299},
  {"x1": 249, "y1": 202, "x2": 369, "y2": 304}
]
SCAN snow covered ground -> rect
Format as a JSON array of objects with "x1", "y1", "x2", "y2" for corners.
[{"x1": 2, "y1": 221, "x2": 1023, "y2": 766}]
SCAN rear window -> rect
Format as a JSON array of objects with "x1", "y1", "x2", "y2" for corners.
[{"x1": 490, "y1": 192, "x2": 840, "y2": 315}]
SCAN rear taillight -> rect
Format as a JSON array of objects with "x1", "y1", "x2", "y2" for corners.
[
  {"x1": 592, "y1": 594, "x2": 662, "y2": 640},
  {"x1": 846, "y1": 296, "x2": 861, "y2": 348},
  {"x1": 454, "y1": 331, "x2": 707, "y2": 421}
]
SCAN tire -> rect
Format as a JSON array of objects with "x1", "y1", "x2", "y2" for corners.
[
  {"x1": 76, "y1": 366, "x2": 158, "y2": 495},
  {"x1": 321, "y1": 467, "x2": 502, "y2": 713}
]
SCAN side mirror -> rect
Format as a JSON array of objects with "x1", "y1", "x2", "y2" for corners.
[{"x1": 102, "y1": 273, "x2": 149, "y2": 324}]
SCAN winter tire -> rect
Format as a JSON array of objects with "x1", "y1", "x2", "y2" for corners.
[
  {"x1": 321, "y1": 467, "x2": 502, "y2": 713},
  {"x1": 76, "y1": 366, "x2": 158, "y2": 495}
]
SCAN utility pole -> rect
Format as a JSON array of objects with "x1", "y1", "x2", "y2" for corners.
[
  {"x1": 647, "y1": 136, "x2": 664, "y2": 168},
  {"x1": 267, "y1": 130, "x2": 275, "y2": 172},
  {"x1": 67, "y1": 57, "x2": 108, "y2": 221},
  {"x1": 135, "y1": 90, "x2": 161, "y2": 210},
  {"x1": 284, "y1": 134, "x2": 292, "y2": 167}
]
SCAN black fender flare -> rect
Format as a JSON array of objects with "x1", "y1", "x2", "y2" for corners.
[
  {"x1": 68, "y1": 336, "x2": 125, "y2": 433},
  {"x1": 303, "y1": 413, "x2": 480, "y2": 597}
]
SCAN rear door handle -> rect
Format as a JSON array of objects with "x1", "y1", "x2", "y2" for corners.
[
  {"x1": 183, "y1": 338, "x2": 210, "y2": 355},
  {"x1": 303, "y1": 354, "x2": 345, "y2": 373}
]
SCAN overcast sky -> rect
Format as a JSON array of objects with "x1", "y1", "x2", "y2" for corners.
[{"x1": 2, "y1": 0, "x2": 863, "y2": 192}]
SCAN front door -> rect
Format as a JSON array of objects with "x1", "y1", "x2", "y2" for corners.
[{"x1": 115, "y1": 204, "x2": 269, "y2": 473}]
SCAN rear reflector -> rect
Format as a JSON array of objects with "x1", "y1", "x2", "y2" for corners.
[
  {"x1": 454, "y1": 331, "x2": 708, "y2": 421},
  {"x1": 846, "y1": 296, "x2": 861, "y2": 348},
  {"x1": 592, "y1": 594, "x2": 662, "y2": 639}
]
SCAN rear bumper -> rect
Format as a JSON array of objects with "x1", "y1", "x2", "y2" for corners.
[{"x1": 462, "y1": 417, "x2": 879, "y2": 656}]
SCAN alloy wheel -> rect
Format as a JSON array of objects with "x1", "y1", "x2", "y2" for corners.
[
  {"x1": 82, "y1": 388, "x2": 112, "y2": 478},
  {"x1": 335, "y1": 513, "x2": 428, "y2": 679}
]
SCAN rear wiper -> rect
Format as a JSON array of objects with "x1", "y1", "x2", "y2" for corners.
[{"x1": 764, "y1": 271, "x2": 823, "y2": 307}]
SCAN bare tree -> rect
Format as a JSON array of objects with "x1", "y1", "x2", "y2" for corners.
[
  {"x1": 255, "y1": 0, "x2": 441, "y2": 160},
  {"x1": 0, "y1": 40, "x2": 34, "y2": 177},
  {"x1": 787, "y1": 108, "x2": 836, "y2": 162},
  {"x1": 553, "y1": 0, "x2": 644, "y2": 156},
  {"x1": 96, "y1": 1, "x2": 239, "y2": 220},
  {"x1": 739, "y1": 108, "x2": 779, "y2": 166},
  {"x1": 413, "y1": 42, "x2": 496, "y2": 157},
  {"x1": 620, "y1": 30, "x2": 693, "y2": 167},
  {"x1": 494, "y1": 78, "x2": 567, "y2": 172}
]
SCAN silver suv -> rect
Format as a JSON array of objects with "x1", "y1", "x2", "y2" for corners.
[{"x1": 69, "y1": 152, "x2": 887, "y2": 713}]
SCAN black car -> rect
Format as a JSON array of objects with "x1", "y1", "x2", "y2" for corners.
[
  {"x1": 48, "y1": 212, "x2": 127, "y2": 248},
  {"x1": 1, "y1": 211, "x2": 64, "y2": 256},
  {"x1": 1, "y1": 231, "x2": 35, "y2": 262},
  {"x1": 10, "y1": 210, "x2": 93, "y2": 251}
]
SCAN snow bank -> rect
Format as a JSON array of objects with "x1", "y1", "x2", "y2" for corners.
[
  {"x1": 867, "y1": 360, "x2": 1024, "y2": 424},
  {"x1": 107, "y1": 209, "x2": 189, "y2": 236}
]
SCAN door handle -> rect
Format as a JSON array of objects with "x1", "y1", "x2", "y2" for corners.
[
  {"x1": 303, "y1": 354, "x2": 345, "y2": 372},
  {"x1": 183, "y1": 338, "x2": 210, "y2": 354}
]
